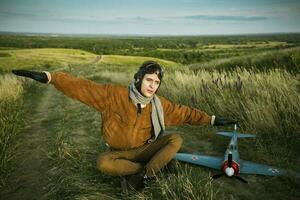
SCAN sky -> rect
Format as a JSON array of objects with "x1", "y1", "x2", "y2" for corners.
[{"x1": 0, "y1": 0, "x2": 299, "y2": 35}]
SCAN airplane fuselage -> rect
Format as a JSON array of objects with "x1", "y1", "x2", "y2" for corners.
[{"x1": 221, "y1": 131, "x2": 240, "y2": 176}]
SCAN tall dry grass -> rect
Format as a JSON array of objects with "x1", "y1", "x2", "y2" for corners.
[
  {"x1": 0, "y1": 75, "x2": 25, "y2": 188},
  {"x1": 161, "y1": 68, "x2": 300, "y2": 138},
  {"x1": 0, "y1": 75, "x2": 23, "y2": 101}
]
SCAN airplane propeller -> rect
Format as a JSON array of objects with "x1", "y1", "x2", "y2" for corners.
[
  {"x1": 212, "y1": 172, "x2": 248, "y2": 183},
  {"x1": 233, "y1": 175, "x2": 248, "y2": 183},
  {"x1": 212, "y1": 173, "x2": 224, "y2": 179},
  {"x1": 228, "y1": 153, "x2": 232, "y2": 167}
]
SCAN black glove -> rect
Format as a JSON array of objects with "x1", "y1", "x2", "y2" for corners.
[
  {"x1": 12, "y1": 70, "x2": 49, "y2": 83},
  {"x1": 214, "y1": 117, "x2": 237, "y2": 126}
]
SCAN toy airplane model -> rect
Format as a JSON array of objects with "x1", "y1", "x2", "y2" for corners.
[{"x1": 175, "y1": 124, "x2": 299, "y2": 183}]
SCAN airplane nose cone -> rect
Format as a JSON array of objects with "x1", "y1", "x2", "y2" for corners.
[{"x1": 225, "y1": 167, "x2": 235, "y2": 176}]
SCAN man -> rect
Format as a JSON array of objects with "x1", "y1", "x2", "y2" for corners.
[{"x1": 12, "y1": 60, "x2": 236, "y2": 191}]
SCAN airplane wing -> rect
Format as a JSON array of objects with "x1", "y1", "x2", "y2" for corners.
[
  {"x1": 240, "y1": 160, "x2": 300, "y2": 177},
  {"x1": 175, "y1": 153, "x2": 223, "y2": 170},
  {"x1": 216, "y1": 132, "x2": 256, "y2": 138}
]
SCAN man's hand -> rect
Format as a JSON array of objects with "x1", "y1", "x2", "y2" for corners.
[
  {"x1": 214, "y1": 117, "x2": 237, "y2": 126},
  {"x1": 12, "y1": 70, "x2": 49, "y2": 83}
]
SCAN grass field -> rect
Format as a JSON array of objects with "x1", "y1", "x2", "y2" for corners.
[{"x1": 0, "y1": 35, "x2": 300, "y2": 200}]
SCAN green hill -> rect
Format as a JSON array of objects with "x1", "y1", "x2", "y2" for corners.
[{"x1": 0, "y1": 48, "x2": 179, "y2": 72}]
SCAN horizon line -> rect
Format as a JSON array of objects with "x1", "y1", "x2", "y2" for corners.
[{"x1": 1, "y1": 31, "x2": 300, "y2": 37}]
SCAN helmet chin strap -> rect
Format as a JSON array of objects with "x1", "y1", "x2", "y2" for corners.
[{"x1": 137, "y1": 103, "x2": 142, "y2": 116}]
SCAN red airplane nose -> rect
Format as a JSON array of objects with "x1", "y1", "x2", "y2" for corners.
[{"x1": 221, "y1": 160, "x2": 240, "y2": 176}]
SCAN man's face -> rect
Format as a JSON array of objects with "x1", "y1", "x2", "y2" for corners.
[{"x1": 141, "y1": 73, "x2": 161, "y2": 97}]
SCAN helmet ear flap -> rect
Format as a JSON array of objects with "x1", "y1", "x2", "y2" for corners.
[
  {"x1": 134, "y1": 72, "x2": 138, "y2": 82},
  {"x1": 134, "y1": 71, "x2": 143, "y2": 93},
  {"x1": 134, "y1": 70, "x2": 143, "y2": 83}
]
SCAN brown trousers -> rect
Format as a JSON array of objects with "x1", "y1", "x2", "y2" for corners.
[{"x1": 96, "y1": 133, "x2": 182, "y2": 177}]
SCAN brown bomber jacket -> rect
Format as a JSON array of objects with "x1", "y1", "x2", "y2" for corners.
[{"x1": 51, "y1": 72, "x2": 212, "y2": 150}]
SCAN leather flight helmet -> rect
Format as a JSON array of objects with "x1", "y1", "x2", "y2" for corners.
[{"x1": 134, "y1": 60, "x2": 164, "y2": 92}]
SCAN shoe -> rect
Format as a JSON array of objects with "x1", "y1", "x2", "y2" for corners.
[
  {"x1": 162, "y1": 159, "x2": 178, "y2": 175},
  {"x1": 120, "y1": 176, "x2": 129, "y2": 197},
  {"x1": 127, "y1": 171, "x2": 146, "y2": 192}
]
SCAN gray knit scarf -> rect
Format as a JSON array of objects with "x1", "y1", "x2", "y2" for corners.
[{"x1": 129, "y1": 82, "x2": 165, "y2": 142}]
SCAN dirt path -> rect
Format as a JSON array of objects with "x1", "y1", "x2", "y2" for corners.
[
  {"x1": 90, "y1": 55, "x2": 102, "y2": 64},
  {"x1": 3, "y1": 86, "x2": 56, "y2": 200}
]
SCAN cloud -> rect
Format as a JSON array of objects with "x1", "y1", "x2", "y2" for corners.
[
  {"x1": 0, "y1": 11, "x2": 39, "y2": 19},
  {"x1": 182, "y1": 15, "x2": 268, "y2": 21},
  {"x1": 0, "y1": 10, "x2": 157, "y2": 25},
  {"x1": 0, "y1": 10, "x2": 268, "y2": 27}
]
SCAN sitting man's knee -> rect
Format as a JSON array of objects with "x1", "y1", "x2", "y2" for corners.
[
  {"x1": 168, "y1": 133, "x2": 183, "y2": 147},
  {"x1": 96, "y1": 153, "x2": 113, "y2": 174}
]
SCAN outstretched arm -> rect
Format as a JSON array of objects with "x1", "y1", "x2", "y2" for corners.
[
  {"x1": 50, "y1": 72, "x2": 111, "y2": 112},
  {"x1": 12, "y1": 70, "x2": 110, "y2": 112},
  {"x1": 160, "y1": 96, "x2": 236, "y2": 127},
  {"x1": 160, "y1": 96, "x2": 212, "y2": 126}
]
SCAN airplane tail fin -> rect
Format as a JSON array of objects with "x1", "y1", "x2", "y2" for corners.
[
  {"x1": 216, "y1": 132, "x2": 234, "y2": 137},
  {"x1": 216, "y1": 132, "x2": 256, "y2": 138}
]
